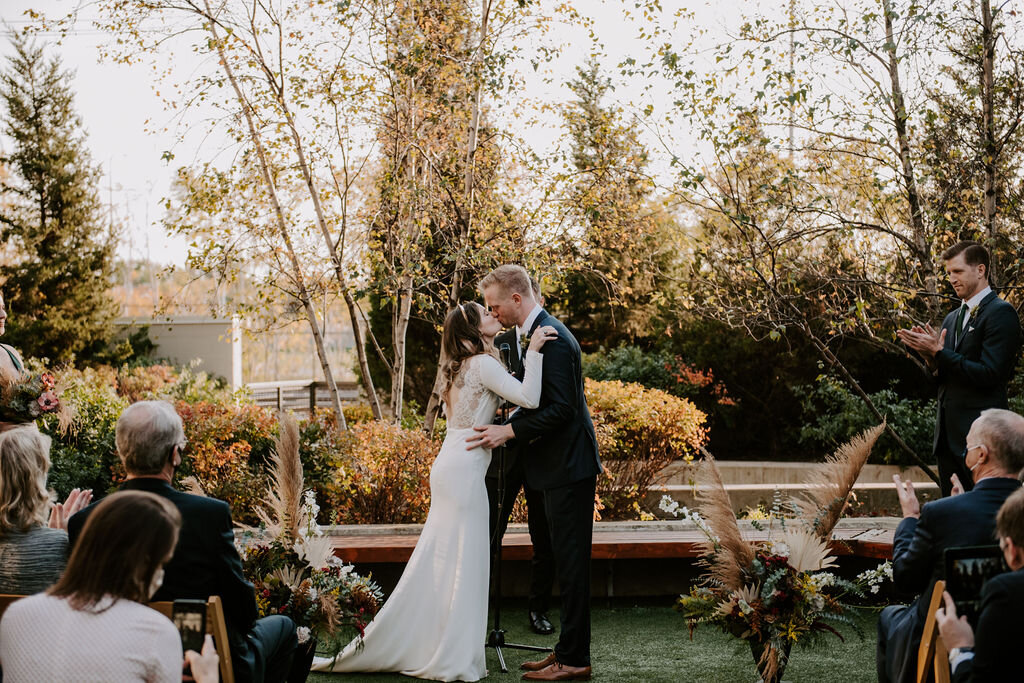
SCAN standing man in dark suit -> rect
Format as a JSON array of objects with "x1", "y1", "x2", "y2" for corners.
[
  {"x1": 486, "y1": 276, "x2": 556, "y2": 636},
  {"x1": 898, "y1": 241, "x2": 1022, "y2": 496},
  {"x1": 876, "y1": 408, "x2": 1024, "y2": 683},
  {"x1": 470, "y1": 265, "x2": 602, "y2": 682},
  {"x1": 937, "y1": 486, "x2": 1024, "y2": 682},
  {"x1": 68, "y1": 401, "x2": 298, "y2": 683}
]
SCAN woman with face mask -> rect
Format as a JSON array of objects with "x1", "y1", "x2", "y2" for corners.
[{"x1": 0, "y1": 490, "x2": 219, "y2": 682}]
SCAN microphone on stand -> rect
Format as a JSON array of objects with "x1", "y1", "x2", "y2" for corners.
[{"x1": 499, "y1": 343, "x2": 512, "y2": 373}]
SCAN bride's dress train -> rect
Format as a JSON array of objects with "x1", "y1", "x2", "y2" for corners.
[{"x1": 312, "y1": 350, "x2": 543, "y2": 682}]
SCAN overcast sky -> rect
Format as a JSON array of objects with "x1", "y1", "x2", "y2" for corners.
[{"x1": 0, "y1": 0, "x2": 746, "y2": 266}]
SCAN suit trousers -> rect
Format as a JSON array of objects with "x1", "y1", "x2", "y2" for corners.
[
  {"x1": 486, "y1": 455, "x2": 556, "y2": 613},
  {"x1": 544, "y1": 475, "x2": 596, "y2": 668},
  {"x1": 234, "y1": 614, "x2": 298, "y2": 683},
  {"x1": 935, "y1": 424, "x2": 975, "y2": 497},
  {"x1": 876, "y1": 603, "x2": 921, "y2": 683}
]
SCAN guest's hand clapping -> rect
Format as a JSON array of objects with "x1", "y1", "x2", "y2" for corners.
[
  {"x1": 528, "y1": 326, "x2": 558, "y2": 352},
  {"x1": 892, "y1": 474, "x2": 921, "y2": 519},
  {"x1": 48, "y1": 488, "x2": 93, "y2": 531}
]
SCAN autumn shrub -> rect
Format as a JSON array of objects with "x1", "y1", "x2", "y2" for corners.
[
  {"x1": 40, "y1": 365, "x2": 129, "y2": 500},
  {"x1": 585, "y1": 378, "x2": 707, "y2": 520},
  {"x1": 323, "y1": 421, "x2": 437, "y2": 524},
  {"x1": 174, "y1": 401, "x2": 278, "y2": 524}
]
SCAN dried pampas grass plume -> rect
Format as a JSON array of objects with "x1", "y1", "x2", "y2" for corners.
[
  {"x1": 258, "y1": 412, "x2": 304, "y2": 542},
  {"x1": 181, "y1": 476, "x2": 207, "y2": 497},
  {"x1": 696, "y1": 452, "x2": 755, "y2": 591},
  {"x1": 796, "y1": 422, "x2": 884, "y2": 541}
]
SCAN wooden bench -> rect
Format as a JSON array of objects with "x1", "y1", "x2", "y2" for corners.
[
  {"x1": 148, "y1": 596, "x2": 235, "y2": 683},
  {"x1": 0, "y1": 593, "x2": 233, "y2": 683},
  {"x1": 326, "y1": 520, "x2": 896, "y2": 564}
]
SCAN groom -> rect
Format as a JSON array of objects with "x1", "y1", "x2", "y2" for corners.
[{"x1": 468, "y1": 264, "x2": 602, "y2": 681}]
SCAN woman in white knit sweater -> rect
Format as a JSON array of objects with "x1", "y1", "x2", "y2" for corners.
[{"x1": 0, "y1": 490, "x2": 218, "y2": 682}]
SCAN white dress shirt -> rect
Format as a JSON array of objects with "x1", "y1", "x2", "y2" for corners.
[
  {"x1": 515, "y1": 304, "x2": 543, "y2": 360},
  {"x1": 958, "y1": 285, "x2": 992, "y2": 336}
]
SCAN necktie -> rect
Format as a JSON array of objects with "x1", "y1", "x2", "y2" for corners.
[{"x1": 954, "y1": 303, "x2": 969, "y2": 345}]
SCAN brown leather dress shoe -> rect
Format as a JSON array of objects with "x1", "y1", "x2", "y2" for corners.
[
  {"x1": 521, "y1": 661, "x2": 593, "y2": 681},
  {"x1": 520, "y1": 652, "x2": 557, "y2": 672}
]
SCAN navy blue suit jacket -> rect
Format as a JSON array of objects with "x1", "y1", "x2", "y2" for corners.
[
  {"x1": 952, "y1": 568, "x2": 1024, "y2": 682},
  {"x1": 508, "y1": 310, "x2": 602, "y2": 490},
  {"x1": 893, "y1": 477, "x2": 1021, "y2": 618},
  {"x1": 934, "y1": 291, "x2": 1021, "y2": 455},
  {"x1": 67, "y1": 478, "x2": 258, "y2": 658}
]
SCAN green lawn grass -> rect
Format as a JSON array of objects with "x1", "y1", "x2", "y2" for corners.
[{"x1": 308, "y1": 602, "x2": 879, "y2": 683}]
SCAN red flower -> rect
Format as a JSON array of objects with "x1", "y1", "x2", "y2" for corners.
[
  {"x1": 40, "y1": 373, "x2": 56, "y2": 390},
  {"x1": 37, "y1": 392, "x2": 59, "y2": 412}
]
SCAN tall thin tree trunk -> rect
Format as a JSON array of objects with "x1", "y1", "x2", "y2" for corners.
[
  {"x1": 273, "y1": 73, "x2": 382, "y2": 420},
  {"x1": 203, "y1": 2, "x2": 346, "y2": 428},
  {"x1": 882, "y1": 0, "x2": 937, "y2": 311},
  {"x1": 981, "y1": 0, "x2": 998, "y2": 248},
  {"x1": 423, "y1": 0, "x2": 492, "y2": 434}
]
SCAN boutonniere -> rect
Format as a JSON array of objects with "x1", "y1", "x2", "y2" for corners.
[
  {"x1": 519, "y1": 333, "x2": 529, "y2": 351},
  {"x1": 969, "y1": 305, "x2": 980, "y2": 322}
]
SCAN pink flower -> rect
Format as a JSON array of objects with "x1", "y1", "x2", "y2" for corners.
[
  {"x1": 40, "y1": 373, "x2": 56, "y2": 390},
  {"x1": 37, "y1": 392, "x2": 59, "y2": 412}
]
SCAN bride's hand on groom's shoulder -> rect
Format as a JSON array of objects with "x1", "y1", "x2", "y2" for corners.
[{"x1": 528, "y1": 326, "x2": 558, "y2": 352}]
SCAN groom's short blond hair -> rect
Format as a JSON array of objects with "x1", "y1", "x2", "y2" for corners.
[{"x1": 479, "y1": 265, "x2": 532, "y2": 297}]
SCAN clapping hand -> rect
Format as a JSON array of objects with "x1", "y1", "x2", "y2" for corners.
[
  {"x1": 935, "y1": 591, "x2": 975, "y2": 650},
  {"x1": 896, "y1": 324, "x2": 945, "y2": 358},
  {"x1": 48, "y1": 488, "x2": 93, "y2": 531},
  {"x1": 892, "y1": 474, "x2": 921, "y2": 519},
  {"x1": 950, "y1": 473, "x2": 966, "y2": 496},
  {"x1": 528, "y1": 326, "x2": 558, "y2": 352}
]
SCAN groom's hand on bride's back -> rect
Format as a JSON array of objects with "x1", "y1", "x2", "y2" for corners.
[{"x1": 466, "y1": 423, "x2": 515, "y2": 450}]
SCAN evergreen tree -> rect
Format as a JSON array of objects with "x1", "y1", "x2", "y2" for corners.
[
  {"x1": 555, "y1": 60, "x2": 680, "y2": 351},
  {"x1": 0, "y1": 36, "x2": 116, "y2": 363}
]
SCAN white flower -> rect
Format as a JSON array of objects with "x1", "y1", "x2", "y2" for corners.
[
  {"x1": 296, "y1": 626, "x2": 311, "y2": 644},
  {"x1": 659, "y1": 495, "x2": 681, "y2": 516}
]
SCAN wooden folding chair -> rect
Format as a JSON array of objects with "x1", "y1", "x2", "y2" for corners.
[
  {"x1": 0, "y1": 593, "x2": 26, "y2": 621},
  {"x1": 917, "y1": 579, "x2": 952, "y2": 683},
  {"x1": 149, "y1": 595, "x2": 235, "y2": 683}
]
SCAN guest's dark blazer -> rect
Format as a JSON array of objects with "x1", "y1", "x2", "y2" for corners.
[
  {"x1": 508, "y1": 310, "x2": 602, "y2": 491},
  {"x1": 952, "y1": 568, "x2": 1024, "y2": 682},
  {"x1": 883, "y1": 477, "x2": 1022, "y2": 682},
  {"x1": 67, "y1": 478, "x2": 258, "y2": 660},
  {"x1": 934, "y1": 291, "x2": 1022, "y2": 455},
  {"x1": 486, "y1": 327, "x2": 524, "y2": 480}
]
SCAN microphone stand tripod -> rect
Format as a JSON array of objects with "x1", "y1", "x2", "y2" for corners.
[{"x1": 486, "y1": 344, "x2": 552, "y2": 673}]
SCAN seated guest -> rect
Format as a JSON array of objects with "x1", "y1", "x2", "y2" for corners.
[
  {"x1": 0, "y1": 425, "x2": 91, "y2": 594},
  {"x1": 68, "y1": 401, "x2": 297, "y2": 683},
  {"x1": 877, "y1": 408, "x2": 1024, "y2": 683},
  {"x1": 0, "y1": 490, "x2": 219, "y2": 682},
  {"x1": 937, "y1": 487, "x2": 1024, "y2": 681}
]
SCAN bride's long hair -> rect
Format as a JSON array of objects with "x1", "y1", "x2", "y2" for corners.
[{"x1": 440, "y1": 302, "x2": 497, "y2": 405}]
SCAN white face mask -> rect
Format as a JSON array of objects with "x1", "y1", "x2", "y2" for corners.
[{"x1": 148, "y1": 567, "x2": 165, "y2": 599}]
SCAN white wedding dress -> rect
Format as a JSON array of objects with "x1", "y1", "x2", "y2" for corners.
[{"x1": 312, "y1": 350, "x2": 544, "y2": 682}]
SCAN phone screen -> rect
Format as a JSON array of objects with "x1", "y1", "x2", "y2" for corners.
[{"x1": 172, "y1": 599, "x2": 207, "y2": 654}]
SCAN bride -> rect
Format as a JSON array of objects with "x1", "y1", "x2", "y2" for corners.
[{"x1": 313, "y1": 301, "x2": 557, "y2": 681}]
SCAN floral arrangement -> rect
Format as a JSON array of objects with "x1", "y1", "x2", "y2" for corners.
[
  {"x1": 669, "y1": 424, "x2": 889, "y2": 682},
  {"x1": 237, "y1": 414, "x2": 382, "y2": 657},
  {"x1": 0, "y1": 369, "x2": 72, "y2": 431}
]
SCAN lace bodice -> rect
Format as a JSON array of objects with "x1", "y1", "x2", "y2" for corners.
[{"x1": 445, "y1": 351, "x2": 544, "y2": 431}]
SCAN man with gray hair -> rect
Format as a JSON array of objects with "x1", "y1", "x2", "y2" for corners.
[
  {"x1": 68, "y1": 401, "x2": 299, "y2": 683},
  {"x1": 877, "y1": 408, "x2": 1024, "y2": 683}
]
